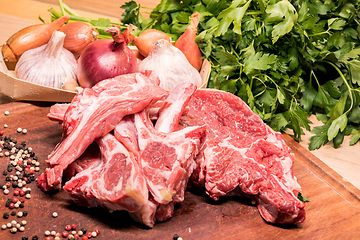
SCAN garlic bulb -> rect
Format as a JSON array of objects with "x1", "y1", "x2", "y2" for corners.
[
  {"x1": 138, "y1": 39, "x2": 202, "y2": 91},
  {"x1": 15, "y1": 30, "x2": 77, "y2": 89}
]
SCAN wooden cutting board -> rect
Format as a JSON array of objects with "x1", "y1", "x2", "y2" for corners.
[{"x1": 0, "y1": 102, "x2": 359, "y2": 240}]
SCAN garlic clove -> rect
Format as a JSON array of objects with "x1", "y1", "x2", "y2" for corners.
[{"x1": 61, "y1": 76, "x2": 80, "y2": 91}]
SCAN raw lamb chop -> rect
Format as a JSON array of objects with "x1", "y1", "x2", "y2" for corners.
[
  {"x1": 38, "y1": 72, "x2": 168, "y2": 191},
  {"x1": 179, "y1": 88, "x2": 306, "y2": 224},
  {"x1": 134, "y1": 83, "x2": 205, "y2": 204},
  {"x1": 63, "y1": 133, "x2": 148, "y2": 212},
  {"x1": 116, "y1": 83, "x2": 202, "y2": 227}
]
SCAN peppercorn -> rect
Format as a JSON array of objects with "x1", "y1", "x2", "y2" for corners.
[
  {"x1": 11, "y1": 211, "x2": 16, "y2": 216},
  {"x1": 2, "y1": 170, "x2": 7, "y2": 176},
  {"x1": 62, "y1": 231, "x2": 69, "y2": 238},
  {"x1": 5, "y1": 199, "x2": 11, "y2": 207},
  {"x1": 80, "y1": 228, "x2": 87, "y2": 234},
  {"x1": 22, "y1": 236, "x2": 28, "y2": 240},
  {"x1": 12, "y1": 182, "x2": 18, "y2": 188},
  {"x1": 173, "y1": 234, "x2": 180, "y2": 240},
  {"x1": 23, "y1": 211, "x2": 28, "y2": 217},
  {"x1": 32, "y1": 235, "x2": 38, "y2": 240},
  {"x1": 3, "y1": 212, "x2": 9, "y2": 219},
  {"x1": 7, "y1": 165, "x2": 12, "y2": 172},
  {"x1": 19, "y1": 203, "x2": 24, "y2": 208},
  {"x1": 65, "y1": 225, "x2": 72, "y2": 231}
]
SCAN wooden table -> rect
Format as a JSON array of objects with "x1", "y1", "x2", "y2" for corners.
[{"x1": 1, "y1": 1, "x2": 360, "y2": 239}]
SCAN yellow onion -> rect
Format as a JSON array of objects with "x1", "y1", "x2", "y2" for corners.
[
  {"x1": 129, "y1": 29, "x2": 172, "y2": 58},
  {"x1": 59, "y1": 21, "x2": 99, "y2": 55},
  {"x1": 1, "y1": 16, "x2": 70, "y2": 63}
]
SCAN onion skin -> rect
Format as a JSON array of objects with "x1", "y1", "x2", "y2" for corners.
[
  {"x1": 1, "y1": 16, "x2": 70, "y2": 62},
  {"x1": 77, "y1": 26, "x2": 138, "y2": 88},
  {"x1": 130, "y1": 29, "x2": 172, "y2": 58},
  {"x1": 60, "y1": 21, "x2": 99, "y2": 55},
  {"x1": 175, "y1": 13, "x2": 203, "y2": 71}
]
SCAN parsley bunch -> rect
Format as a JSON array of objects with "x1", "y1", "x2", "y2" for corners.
[{"x1": 121, "y1": 0, "x2": 360, "y2": 150}]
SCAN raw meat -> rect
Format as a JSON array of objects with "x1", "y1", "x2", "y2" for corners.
[
  {"x1": 179, "y1": 88, "x2": 306, "y2": 224},
  {"x1": 135, "y1": 108, "x2": 205, "y2": 204},
  {"x1": 63, "y1": 142, "x2": 101, "y2": 180},
  {"x1": 63, "y1": 133, "x2": 148, "y2": 212},
  {"x1": 121, "y1": 83, "x2": 203, "y2": 227},
  {"x1": 47, "y1": 103, "x2": 70, "y2": 123},
  {"x1": 39, "y1": 72, "x2": 168, "y2": 190}
]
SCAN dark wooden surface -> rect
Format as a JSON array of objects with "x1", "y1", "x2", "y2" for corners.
[{"x1": 0, "y1": 101, "x2": 360, "y2": 240}]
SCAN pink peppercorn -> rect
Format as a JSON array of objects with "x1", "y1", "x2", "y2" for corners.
[
  {"x1": 65, "y1": 224, "x2": 72, "y2": 231},
  {"x1": 19, "y1": 190, "x2": 25, "y2": 196},
  {"x1": 0, "y1": 130, "x2": 4, "y2": 136},
  {"x1": 86, "y1": 232, "x2": 92, "y2": 238},
  {"x1": 13, "y1": 190, "x2": 20, "y2": 196},
  {"x1": 19, "y1": 197, "x2": 25, "y2": 203},
  {"x1": 45, "y1": 237, "x2": 52, "y2": 240},
  {"x1": 9, "y1": 203, "x2": 15, "y2": 209},
  {"x1": 62, "y1": 231, "x2": 69, "y2": 238},
  {"x1": 71, "y1": 224, "x2": 77, "y2": 230},
  {"x1": 95, "y1": 229, "x2": 100, "y2": 234},
  {"x1": 82, "y1": 236, "x2": 89, "y2": 240}
]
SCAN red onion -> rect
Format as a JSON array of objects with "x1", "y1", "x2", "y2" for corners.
[{"x1": 77, "y1": 25, "x2": 138, "y2": 88}]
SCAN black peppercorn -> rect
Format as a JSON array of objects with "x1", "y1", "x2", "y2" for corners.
[
  {"x1": 81, "y1": 228, "x2": 87, "y2": 234},
  {"x1": 22, "y1": 236, "x2": 29, "y2": 240},
  {"x1": 19, "y1": 203, "x2": 24, "y2": 208},
  {"x1": 12, "y1": 182, "x2": 18, "y2": 188},
  {"x1": 23, "y1": 211, "x2": 28, "y2": 217},
  {"x1": 11, "y1": 211, "x2": 16, "y2": 216},
  {"x1": 5, "y1": 176, "x2": 11, "y2": 181},
  {"x1": 2, "y1": 170, "x2": 8, "y2": 176},
  {"x1": 33, "y1": 156, "x2": 38, "y2": 161},
  {"x1": 3, "y1": 212, "x2": 9, "y2": 219},
  {"x1": 7, "y1": 166, "x2": 13, "y2": 172},
  {"x1": 5, "y1": 199, "x2": 11, "y2": 207},
  {"x1": 32, "y1": 235, "x2": 38, "y2": 240},
  {"x1": 29, "y1": 151, "x2": 35, "y2": 157}
]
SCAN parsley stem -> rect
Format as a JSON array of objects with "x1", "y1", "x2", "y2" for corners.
[{"x1": 323, "y1": 60, "x2": 354, "y2": 115}]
